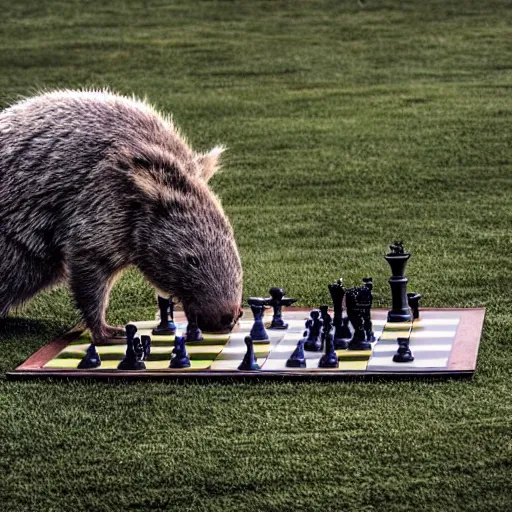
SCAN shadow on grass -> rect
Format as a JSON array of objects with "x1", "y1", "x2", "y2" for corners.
[
  {"x1": 0, "y1": 317, "x2": 78, "y2": 375},
  {"x1": 0, "y1": 317, "x2": 67, "y2": 340}
]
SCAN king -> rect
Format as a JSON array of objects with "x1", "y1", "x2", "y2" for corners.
[{"x1": 385, "y1": 241, "x2": 412, "y2": 323}]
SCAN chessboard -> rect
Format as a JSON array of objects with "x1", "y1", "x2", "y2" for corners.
[{"x1": 7, "y1": 307, "x2": 485, "y2": 380}]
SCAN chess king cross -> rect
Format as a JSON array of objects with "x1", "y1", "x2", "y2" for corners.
[{"x1": 72, "y1": 242, "x2": 423, "y2": 372}]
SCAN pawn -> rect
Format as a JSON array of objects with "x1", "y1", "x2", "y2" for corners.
[
  {"x1": 249, "y1": 302, "x2": 269, "y2": 342},
  {"x1": 152, "y1": 296, "x2": 177, "y2": 335},
  {"x1": 393, "y1": 337, "x2": 414, "y2": 363},
  {"x1": 318, "y1": 330, "x2": 339, "y2": 369},
  {"x1": 118, "y1": 324, "x2": 146, "y2": 370},
  {"x1": 78, "y1": 344, "x2": 101, "y2": 369},
  {"x1": 184, "y1": 318, "x2": 203, "y2": 343},
  {"x1": 304, "y1": 310, "x2": 322, "y2": 352},
  {"x1": 238, "y1": 336, "x2": 261, "y2": 371},
  {"x1": 286, "y1": 338, "x2": 306, "y2": 368},
  {"x1": 170, "y1": 336, "x2": 191, "y2": 369},
  {"x1": 141, "y1": 335, "x2": 151, "y2": 361}
]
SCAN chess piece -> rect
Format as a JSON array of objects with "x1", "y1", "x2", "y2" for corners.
[
  {"x1": 184, "y1": 315, "x2": 203, "y2": 342},
  {"x1": 286, "y1": 338, "x2": 307, "y2": 368},
  {"x1": 248, "y1": 298, "x2": 269, "y2": 341},
  {"x1": 361, "y1": 277, "x2": 375, "y2": 343},
  {"x1": 265, "y1": 287, "x2": 297, "y2": 329},
  {"x1": 346, "y1": 287, "x2": 372, "y2": 351},
  {"x1": 141, "y1": 335, "x2": 151, "y2": 361},
  {"x1": 319, "y1": 305, "x2": 331, "y2": 349},
  {"x1": 304, "y1": 310, "x2": 323, "y2": 351},
  {"x1": 118, "y1": 324, "x2": 146, "y2": 370},
  {"x1": 393, "y1": 337, "x2": 414, "y2": 363},
  {"x1": 170, "y1": 336, "x2": 191, "y2": 368},
  {"x1": 238, "y1": 336, "x2": 261, "y2": 371},
  {"x1": 77, "y1": 344, "x2": 101, "y2": 369},
  {"x1": 407, "y1": 293, "x2": 422, "y2": 320},
  {"x1": 385, "y1": 241, "x2": 412, "y2": 323},
  {"x1": 337, "y1": 317, "x2": 352, "y2": 344},
  {"x1": 152, "y1": 296, "x2": 176, "y2": 335},
  {"x1": 318, "y1": 318, "x2": 339, "y2": 369},
  {"x1": 329, "y1": 278, "x2": 349, "y2": 349}
]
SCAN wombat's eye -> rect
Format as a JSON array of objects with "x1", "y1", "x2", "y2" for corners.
[{"x1": 186, "y1": 255, "x2": 200, "y2": 268}]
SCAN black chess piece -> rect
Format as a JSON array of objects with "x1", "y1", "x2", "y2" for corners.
[
  {"x1": 346, "y1": 287, "x2": 372, "y2": 351},
  {"x1": 78, "y1": 344, "x2": 101, "y2": 369},
  {"x1": 393, "y1": 337, "x2": 414, "y2": 363},
  {"x1": 407, "y1": 293, "x2": 422, "y2": 320},
  {"x1": 328, "y1": 278, "x2": 349, "y2": 349},
  {"x1": 170, "y1": 336, "x2": 191, "y2": 368},
  {"x1": 141, "y1": 335, "x2": 151, "y2": 361},
  {"x1": 304, "y1": 310, "x2": 323, "y2": 351},
  {"x1": 265, "y1": 287, "x2": 297, "y2": 329},
  {"x1": 118, "y1": 324, "x2": 146, "y2": 370},
  {"x1": 248, "y1": 298, "x2": 269, "y2": 341},
  {"x1": 319, "y1": 305, "x2": 332, "y2": 349},
  {"x1": 319, "y1": 305, "x2": 330, "y2": 324},
  {"x1": 152, "y1": 296, "x2": 177, "y2": 335},
  {"x1": 337, "y1": 317, "x2": 352, "y2": 344},
  {"x1": 286, "y1": 337, "x2": 307, "y2": 368},
  {"x1": 318, "y1": 319, "x2": 339, "y2": 369},
  {"x1": 361, "y1": 277, "x2": 375, "y2": 343},
  {"x1": 238, "y1": 336, "x2": 261, "y2": 371},
  {"x1": 385, "y1": 241, "x2": 412, "y2": 323},
  {"x1": 184, "y1": 315, "x2": 203, "y2": 343}
]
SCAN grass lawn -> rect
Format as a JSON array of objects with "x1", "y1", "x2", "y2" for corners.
[{"x1": 1, "y1": 0, "x2": 512, "y2": 510}]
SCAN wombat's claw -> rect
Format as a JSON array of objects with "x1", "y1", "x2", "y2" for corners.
[{"x1": 105, "y1": 325, "x2": 126, "y2": 338}]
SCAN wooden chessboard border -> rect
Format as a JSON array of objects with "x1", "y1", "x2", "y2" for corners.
[{"x1": 6, "y1": 308, "x2": 485, "y2": 381}]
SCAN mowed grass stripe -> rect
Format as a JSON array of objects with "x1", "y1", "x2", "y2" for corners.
[{"x1": 1, "y1": 1, "x2": 512, "y2": 511}]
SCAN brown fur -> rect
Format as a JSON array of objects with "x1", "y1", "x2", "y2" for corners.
[{"x1": 0, "y1": 90, "x2": 243, "y2": 343}]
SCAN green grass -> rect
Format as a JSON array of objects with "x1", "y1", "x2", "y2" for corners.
[{"x1": 1, "y1": 0, "x2": 512, "y2": 510}]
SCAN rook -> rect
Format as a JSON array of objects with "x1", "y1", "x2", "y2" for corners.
[{"x1": 407, "y1": 292, "x2": 422, "y2": 320}]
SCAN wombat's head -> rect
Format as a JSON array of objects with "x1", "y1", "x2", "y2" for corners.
[{"x1": 127, "y1": 145, "x2": 243, "y2": 333}]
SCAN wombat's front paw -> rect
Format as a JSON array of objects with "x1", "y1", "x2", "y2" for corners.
[
  {"x1": 92, "y1": 325, "x2": 126, "y2": 345},
  {"x1": 105, "y1": 325, "x2": 126, "y2": 338}
]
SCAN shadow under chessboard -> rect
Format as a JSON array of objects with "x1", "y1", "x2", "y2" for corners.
[{"x1": 7, "y1": 308, "x2": 485, "y2": 381}]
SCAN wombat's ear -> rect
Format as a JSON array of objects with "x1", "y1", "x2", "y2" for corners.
[{"x1": 195, "y1": 146, "x2": 225, "y2": 182}]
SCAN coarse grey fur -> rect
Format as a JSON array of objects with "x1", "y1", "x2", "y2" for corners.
[{"x1": 0, "y1": 90, "x2": 243, "y2": 343}]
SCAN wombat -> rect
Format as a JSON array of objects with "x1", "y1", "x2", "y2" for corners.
[{"x1": 0, "y1": 90, "x2": 243, "y2": 343}]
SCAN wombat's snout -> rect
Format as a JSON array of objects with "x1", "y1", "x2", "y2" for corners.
[{"x1": 197, "y1": 305, "x2": 242, "y2": 334}]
